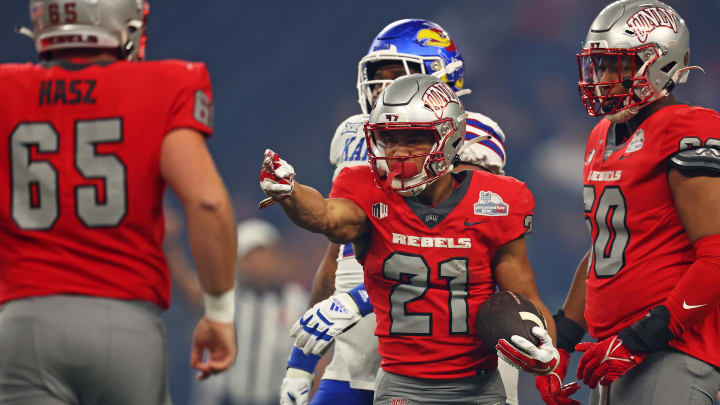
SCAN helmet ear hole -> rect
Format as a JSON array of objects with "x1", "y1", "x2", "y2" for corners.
[{"x1": 660, "y1": 61, "x2": 676, "y2": 73}]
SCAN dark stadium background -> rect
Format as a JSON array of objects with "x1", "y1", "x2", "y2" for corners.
[{"x1": 2, "y1": 1, "x2": 719, "y2": 404}]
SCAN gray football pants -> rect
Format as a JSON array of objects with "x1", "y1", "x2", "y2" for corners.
[
  {"x1": 0, "y1": 295, "x2": 171, "y2": 405},
  {"x1": 589, "y1": 349, "x2": 720, "y2": 405},
  {"x1": 373, "y1": 367, "x2": 506, "y2": 405}
]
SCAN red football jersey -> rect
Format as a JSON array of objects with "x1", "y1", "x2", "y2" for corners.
[
  {"x1": 0, "y1": 60, "x2": 214, "y2": 309},
  {"x1": 583, "y1": 104, "x2": 720, "y2": 367},
  {"x1": 330, "y1": 166, "x2": 534, "y2": 378}
]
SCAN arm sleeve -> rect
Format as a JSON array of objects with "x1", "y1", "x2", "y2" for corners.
[
  {"x1": 663, "y1": 234, "x2": 720, "y2": 336},
  {"x1": 167, "y1": 62, "x2": 214, "y2": 137}
]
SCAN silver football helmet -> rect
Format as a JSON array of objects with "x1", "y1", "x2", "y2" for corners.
[
  {"x1": 19, "y1": 0, "x2": 149, "y2": 60},
  {"x1": 577, "y1": 0, "x2": 701, "y2": 123},
  {"x1": 364, "y1": 74, "x2": 467, "y2": 196}
]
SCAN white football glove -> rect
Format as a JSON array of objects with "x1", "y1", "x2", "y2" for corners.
[
  {"x1": 289, "y1": 293, "x2": 362, "y2": 355},
  {"x1": 496, "y1": 326, "x2": 560, "y2": 376},
  {"x1": 259, "y1": 149, "x2": 295, "y2": 201},
  {"x1": 279, "y1": 368, "x2": 313, "y2": 405}
]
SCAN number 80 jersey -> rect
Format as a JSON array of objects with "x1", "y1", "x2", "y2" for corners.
[
  {"x1": 330, "y1": 165, "x2": 534, "y2": 379},
  {"x1": 0, "y1": 60, "x2": 214, "y2": 309}
]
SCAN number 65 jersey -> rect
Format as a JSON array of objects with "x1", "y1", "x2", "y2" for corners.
[
  {"x1": 583, "y1": 104, "x2": 720, "y2": 367},
  {"x1": 330, "y1": 165, "x2": 534, "y2": 379},
  {"x1": 0, "y1": 60, "x2": 214, "y2": 309}
]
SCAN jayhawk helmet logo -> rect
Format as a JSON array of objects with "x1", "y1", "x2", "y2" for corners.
[{"x1": 416, "y1": 28, "x2": 456, "y2": 52}]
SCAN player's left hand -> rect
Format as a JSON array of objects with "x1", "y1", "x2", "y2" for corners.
[
  {"x1": 279, "y1": 368, "x2": 313, "y2": 405},
  {"x1": 575, "y1": 335, "x2": 647, "y2": 388},
  {"x1": 260, "y1": 149, "x2": 295, "y2": 201},
  {"x1": 289, "y1": 293, "x2": 363, "y2": 355},
  {"x1": 190, "y1": 317, "x2": 237, "y2": 380},
  {"x1": 535, "y1": 348, "x2": 581, "y2": 405},
  {"x1": 496, "y1": 326, "x2": 560, "y2": 376}
]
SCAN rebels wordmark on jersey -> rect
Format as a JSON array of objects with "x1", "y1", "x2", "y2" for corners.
[
  {"x1": 0, "y1": 60, "x2": 214, "y2": 309},
  {"x1": 583, "y1": 104, "x2": 720, "y2": 367},
  {"x1": 330, "y1": 165, "x2": 533, "y2": 378}
]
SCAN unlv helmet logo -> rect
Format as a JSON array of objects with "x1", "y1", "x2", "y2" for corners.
[
  {"x1": 422, "y1": 82, "x2": 460, "y2": 119},
  {"x1": 626, "y1": 7, "x2": 678, "y2": 43}
]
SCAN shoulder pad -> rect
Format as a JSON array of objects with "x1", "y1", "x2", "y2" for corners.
[{"x1": 669, "y1": 147, "x2": 720, "y2": 174}]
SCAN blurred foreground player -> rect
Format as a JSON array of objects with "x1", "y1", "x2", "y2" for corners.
[
  {"x1": 262, "y1": 74, "x2": 559, "y2": 405},
  {"x1": 0, "y1": 1, "x2": 237, "y2": 404},
  {"x1": 535, "y1": 1, "x2": 720, "y2": 404},
  {"x1": 279, "y1": 19, "x2": 516, "y2": 405}
]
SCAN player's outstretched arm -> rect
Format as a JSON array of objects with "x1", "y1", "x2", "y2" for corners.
[
  {"x1": 260, "y1": 149, "x2": 368, "y2": 244},
  {"x1": 161, "y1": 128, "x2": 237, "y2": 380}
]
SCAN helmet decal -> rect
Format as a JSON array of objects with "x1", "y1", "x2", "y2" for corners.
[
  {"x1": 422, "y1": 82, "x2": 461, "y2": 119},
  {"x1": 626, "y1": 7, "x2": 679, "y2": 43},
  {"x1": 416, "y1": 28, "x2": 456, "y2": 52}
]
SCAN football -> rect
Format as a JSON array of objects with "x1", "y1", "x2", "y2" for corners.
[{"x1": 475, "y1": 290, "x2": 546, "y2": 348}]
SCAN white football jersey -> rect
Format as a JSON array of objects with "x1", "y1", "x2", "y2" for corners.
[{"x1": 324, "y1": 112, "x2": 517, "y2": 402}]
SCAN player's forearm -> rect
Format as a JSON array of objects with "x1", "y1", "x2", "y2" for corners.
[
  {"x1": 280, "y1": 182, "x2": 331, "y2": 231},
  {"x1": 308, "y1": 243, "x2": 340, "y2": 307},
  {"x1": 186, "y1": 192, "x2": 236, "y2": 294},
  {"x1": 562, "y1": 250, "x2": 589, "y2": 331}
]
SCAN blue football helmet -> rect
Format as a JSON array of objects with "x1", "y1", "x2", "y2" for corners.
[{"x1": 357, "y1": 19, "x2": 466, "y2": 114}]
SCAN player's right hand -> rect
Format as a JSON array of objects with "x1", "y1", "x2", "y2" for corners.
[
  {"x1": 279, "y1": 368, "x2": 313, "y2": 405},
  {"x1": 535, "y1": 348, "x2": 581, "y2": 405},
  {"x1": 290, "y1": 293, "x2": 362, "y2": 355},
  {"x1": 190, "y1": 317, "x2": 237, "y2": 380},
  {"x1": 260, "y1": 149, "x2": 295, "y2": 201}
]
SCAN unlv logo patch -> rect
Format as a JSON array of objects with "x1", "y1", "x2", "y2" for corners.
[
  {"x1": 422, "y1": 82, "x2": 460, "y2": 119},
  {"x1": 626, "y1": 7, "x2": 678, "y2": 43},
  {"x1": 372, "y1": 202, "x2": 388, "y2": 219},
  {"x1": 390, "y1": 398, "x2": 407, "y2": 405}
]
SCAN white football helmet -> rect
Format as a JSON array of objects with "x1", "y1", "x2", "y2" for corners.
[
  {"x1": 577, "y1": 0, "x2": 700, "y2": 123},
  {"x1": 19, "y1": 0, "x2": 149, "y2": 60},
  {"x1": 364, "y1": 74, "x2": 467, "y2": 197}
]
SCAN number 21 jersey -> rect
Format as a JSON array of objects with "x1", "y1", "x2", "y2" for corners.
[{"x1": 330, "y1": 165, "x2": 533, "y2": 379}]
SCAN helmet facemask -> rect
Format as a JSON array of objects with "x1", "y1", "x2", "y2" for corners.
[
  {"x1": 577, "y1": 45, "x2": 658, "y2": 122},
  {"x1": 364, "y1": 118, "x2": 459, "y2": 197}
]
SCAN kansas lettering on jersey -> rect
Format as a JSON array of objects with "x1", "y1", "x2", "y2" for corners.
[
  {"x1": 583, "y1": 104, "x2": 720, "y2": 367},
  {"x1": 0, "y1": 60, "x2": 214, "y2": 309},
  {"x1": 330, "y1": 165, "x2": 533, "y2": 378}
]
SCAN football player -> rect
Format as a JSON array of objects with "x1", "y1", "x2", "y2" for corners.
[
  {"x1": 535, "y1": 1, "x2": 720, "y2": 404},
  {"x1": 261, "y1": 74, "x2": 560, "y2": 405},
  {"x1": 0, "y1": 1, "x2": 237, "y2": 403},
  {"x1": 278, "y1": 19, "x2": 514, "y2": 405}
]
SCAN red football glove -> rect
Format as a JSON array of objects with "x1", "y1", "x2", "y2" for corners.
[
  {"x1": 259, "y1": 149, "x2": 295, "y2": 209},
  {"x1": 575, "y1": 335, "x2": 647, "y2": 388},
  {"x1": 535, "y1": 348, "x2": 580, "y2": 405},
  {"x1": 496, "y1": 326, "x2": 560, "y2": 376}
]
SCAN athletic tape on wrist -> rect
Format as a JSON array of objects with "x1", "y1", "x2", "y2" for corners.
[
  {"x1": 618, "y1": 305, "x2": 673, "y2": 353},
  {"x1": 287, "y1": 346, "x2": 321, "y2": 373},
  {"x1": 554, "y1": 310, "x2": 585, "y2": 353},
  {"x1": 203, "y1": 288, "x2": 235, "y2": 323},
  {"x1": 348, "y1": 283, "x2": 374, "y2": 316}
]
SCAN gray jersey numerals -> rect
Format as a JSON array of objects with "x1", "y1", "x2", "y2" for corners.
[
  {"x1": 383, "y1": 252, "x2": 469, "y2": 336},
  {"x1": 10, "y1": 119, "x2": 127, "y2": 230},
  {"x1": 584, "y1": 185, "x2": 629, "y2": 278}
]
